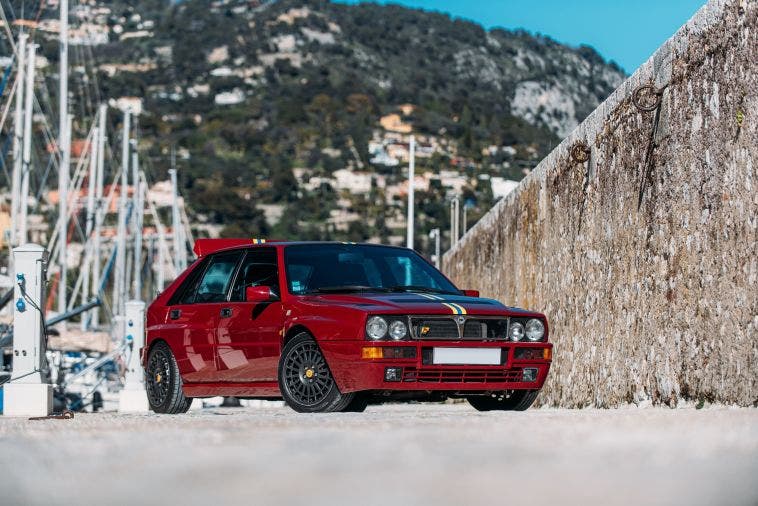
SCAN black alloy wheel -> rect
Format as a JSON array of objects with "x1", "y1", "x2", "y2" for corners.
[
  {"x1": 467, "y1": 390, "x2": 539, "y2": 411},
  {"x1": 145, "y1": 341, "x2": 193, "y2": 414},
  {"x1": 278, "y1": 332, "x2": 355, "y2": 413}
]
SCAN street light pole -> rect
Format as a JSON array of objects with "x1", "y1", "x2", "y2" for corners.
[
  {"x1": 429, "y1": 228, "x2": 440, "y2": 269},
  {"x1": 406, "y1": 135, "x2": 415, "y2": 249}
]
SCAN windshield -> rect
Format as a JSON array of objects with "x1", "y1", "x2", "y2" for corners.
[{"x1": 284, "y1": 244, "x2": 459, "y2": 295}]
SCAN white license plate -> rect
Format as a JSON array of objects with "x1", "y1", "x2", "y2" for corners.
[{"x1": 432, "y1": 347, "x2": 502, "y2": 365}]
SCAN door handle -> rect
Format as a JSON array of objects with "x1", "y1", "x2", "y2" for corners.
[
  {"x1": 169, "y1": 309, "x2": 181, "y2": 320},
  {"x1": 220, "y1": 307, "x2": 232, "y2": 318}
]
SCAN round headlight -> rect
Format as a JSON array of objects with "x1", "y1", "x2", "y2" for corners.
[
  {"x1": 525, "y1": 319, "x2": 545, "y2": 342},
  {"x1": 509, "y1": 322, "x2": 525, "y2": 342},
  {"x1": 366, "y1": 316, "x2": 388, "y2": 340},
  {"x1": 388, "y1": 320, "x2": 408, "y2": 340}
]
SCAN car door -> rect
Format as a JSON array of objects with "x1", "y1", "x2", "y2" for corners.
[
  {"x1": 216, "y1": 247, "x2": 283, "y2": 382},
  {"x1": 169, "y1": 250, "x2": 243, "y2": 383}
]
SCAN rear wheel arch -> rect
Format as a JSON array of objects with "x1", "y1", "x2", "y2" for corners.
[
  {"x1": 145, "y1": 340, "x2": 193, "y2": 414},
  {"x1": 143, "y1": 337, "x2": 170, "y2": 367}
]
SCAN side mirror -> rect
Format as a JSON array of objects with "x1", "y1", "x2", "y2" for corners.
[
  {"x1": 246, "y1": 286, "x2": 277, "y2": 303},
  {"x1": 462, "y1": 290, "x2": 479, "y2": 297}
]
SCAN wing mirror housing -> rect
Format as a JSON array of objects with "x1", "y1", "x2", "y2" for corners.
[
  {"x1": 462, "y1": 290, "x2": 480, "y2": 297},
  {"x1": 246, "y1": 286, "x2": 278, "y2": 302}
]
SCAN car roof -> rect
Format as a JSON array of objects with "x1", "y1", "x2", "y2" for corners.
[{"x1": 193, "y1": 239, "x2": 409, "y2": 258}]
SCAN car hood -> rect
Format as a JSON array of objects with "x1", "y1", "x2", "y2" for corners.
[{"x1": 296, "y1": 291, "x2": 540, "y2": 317}]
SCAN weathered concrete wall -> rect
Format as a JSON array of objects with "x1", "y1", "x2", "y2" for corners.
[{"x1": 444, "y1": 0, "x2": 757, "y2": 407}]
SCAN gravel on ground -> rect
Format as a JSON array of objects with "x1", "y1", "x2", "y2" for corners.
[{"x1": 1, "y1": 403, "x2": 756, "y2": 506}]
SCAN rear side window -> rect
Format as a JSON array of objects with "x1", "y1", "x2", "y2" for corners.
[
  {"x1": 168, "y1": 258, "x2": 209, "y2": 306},
  {"x1": 194, "y1": 251, "x2": 243, "y2": 303}
]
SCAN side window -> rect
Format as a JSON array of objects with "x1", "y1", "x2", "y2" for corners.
[
  {"x1": 194, "y1": 252, "x2": 242, "y2": 303},
  {"x1": 168, "y1": 258, "x2": 209, "y2": 306},
  {"x1": 230, "y1": 248, "x2": 279, "y2": 302}
]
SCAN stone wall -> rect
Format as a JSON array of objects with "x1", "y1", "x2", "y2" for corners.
[{"x1": 443, "y1": 0, "x2": 757, "y2": 407}]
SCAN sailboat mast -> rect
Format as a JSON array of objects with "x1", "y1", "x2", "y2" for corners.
[
  {"x1": 10, "y1": 33, "x2": 27, "y2": 252},
  {"x1": 91, "y1": 104, "x2": 107, "y2": 328},
  {"x1": 113, "y1": 109, "x2": 130, "y2": 318},
  {"x1": 58, "y1": 0, "x2": 71, "y2": 315},
  {"x1": 19, "y1": 43, "x2": 36, "y2": 244}
]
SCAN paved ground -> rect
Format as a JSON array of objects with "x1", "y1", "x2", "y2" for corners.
[{"x1": 0, "y1": 403, "x2": 756, "y2": 506}]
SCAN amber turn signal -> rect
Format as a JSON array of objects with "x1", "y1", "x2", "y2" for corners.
[
  {"x1": 543, "y1": 347, "x2": 552, "y2": 361},
  {"x1": 362, "y1": 347, "x2": 384, "y2": 359}
]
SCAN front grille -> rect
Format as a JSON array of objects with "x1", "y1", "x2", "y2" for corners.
[
  {"x1": 463, "y1": 319, "x2": 509, "y2": 339},
  {"x1": 411, "y1": 318, "x2": 460, "y2": 339},
  {"x1": 402, "y1": 367, "x2": 523, "y2": 383},
  {"x1": 411, "y1": 317, "x2": 509, "y2": 340}
]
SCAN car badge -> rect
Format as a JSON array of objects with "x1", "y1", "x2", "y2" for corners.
[
  {"x1": 456, "y1": 316, "x2": 466, "y2": 325},
  {"x1": 420, "y1": 326, "x2": 431, "y2": 335}
]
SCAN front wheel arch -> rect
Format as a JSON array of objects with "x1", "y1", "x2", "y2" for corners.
[
  {"x1": 283, "y1": 324, "x2": 313, "y2": 346},
  {"x1": 277, "y1": 331, "x2": 354, "y2": 412}
]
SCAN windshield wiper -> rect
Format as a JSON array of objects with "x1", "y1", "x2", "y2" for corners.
[
  {"x1": 388, "y1": 285, "x2": 460, "y2": 296},
  {"x1": 306, "y1": 286, "x2": 391, "y2": 294}
]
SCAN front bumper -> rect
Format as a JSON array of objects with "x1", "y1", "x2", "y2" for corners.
[{"x1": 319, "y1": 340, "x2": 552, "y2": 393}]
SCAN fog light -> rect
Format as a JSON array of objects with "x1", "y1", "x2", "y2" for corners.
[
  {"x1": 362, "y1": 347, "x2": 384, "y2": 359},
  {"x1": 383, "y1": 347, "x2": 417, "y2": 359},
  {"x1": 515, "y1": 348, "x2": 543, "y2": 360},
  {"x1": 523, "y1": 368, "x2": 538, "y2": 382},
  {"x1": 384, "y1": 367, "x2": 403, "y2": 382}
]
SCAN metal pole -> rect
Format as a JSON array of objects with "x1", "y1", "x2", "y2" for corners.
[
  {"x1": 57, "y1": 0, "x2": 71, "y2": 317},
  {"x1": 157, "y1": 229, "x2": 165, "y2": 292},
  {"x1": 19, "y1": 43, "x2": 36, "y2": 245},
  {"x1": 58, "y1": 116, "x2": 72, "y2": 317},
  {"x1": 435, "y1": 228, "x2": 441, "y2": 269},
  {"x1": 449, "y1": 200, "x2": 455, "y2": 248},
  {"x1": 114, "y1": 109, "x2": 130, "y2": 318},
  {"x1": 84, "y1": 129, "x2": 98, "y2": 236},
  {"x1": 406, "y1": 134, "x2": 415, "y2": 249},
  {"x1": 131, "y1": 140, "x2": 139, "y2": 298},
  {"x1": 10, "y1": 33, "x2": 27, "y2": 250},
  {"x1": 133, "y1": 166, "x2": 143, "y2": 300},
  {"x1": 429, "y1": 228, "x2": 440, "y2": 269},
  {"x1": 91, "y1": 105, "x2": 106, "y2": 328},
  {"x1": 169, "y1": 167, "x2": 182, "y2": 273},
  {"x1": 131, "y1": 139, "x2": 138, "y2": 232},
  {"x1": 81, "y1": 126, "x2": 98, "y2": 330},
  {"x1": 147, "y1": 234, "x2": 155, "y2": 297},
  {"x1": 453, "y1": 197, "x2": 460, "y2": 243}
]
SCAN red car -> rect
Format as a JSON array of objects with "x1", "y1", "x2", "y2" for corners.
[{"x1": 142, "y1": 240, "x2": 552, "y2": 413}]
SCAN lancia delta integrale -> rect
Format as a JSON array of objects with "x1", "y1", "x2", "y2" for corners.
[{"x1": 143, "y1": 240, "x2": 552, "y2": 413}]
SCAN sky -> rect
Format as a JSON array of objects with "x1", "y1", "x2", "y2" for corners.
[{"x1": 337, "y1": 0, "x2": 706, "y2": 73}]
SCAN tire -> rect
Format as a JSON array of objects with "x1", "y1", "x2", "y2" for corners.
[
  {"x1": 467, "y1": 390, "x2": 539, "y2": 412},
  {"x1": 145, "y1": 341, "x2": 193, "y2": 414},
  {"x1": 278, "y1": 332, "x2": 354, "y2": 413}
]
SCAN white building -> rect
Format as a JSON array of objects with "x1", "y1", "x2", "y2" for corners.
[
  {"x1": 333, "y1": 169, "x2": 373, "y2": 195},
  {"x1": 111, "y1": 96, "x2": 144, "y2": 115},
  {"x1": 215, "y1": 89, "x2": 245, "y2": 106}
]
